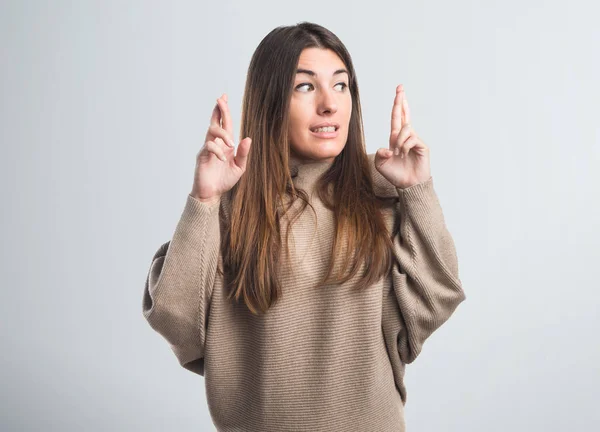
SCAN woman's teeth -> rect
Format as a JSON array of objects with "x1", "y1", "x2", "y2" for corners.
[{"x1": 312, "y1": 126, "x2": 336, "y2": 133}]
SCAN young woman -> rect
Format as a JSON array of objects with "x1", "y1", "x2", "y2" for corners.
[{"x1": 142, "y1": 21, "x2": 466, "y2": 432}]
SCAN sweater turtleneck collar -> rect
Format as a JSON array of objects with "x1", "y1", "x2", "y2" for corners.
[{"x1": 289, "y1": 156, "x2": 335, "y2": 192}]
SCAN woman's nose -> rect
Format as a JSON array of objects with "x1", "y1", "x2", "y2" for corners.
[{"x1": 317, "y1": 90, "x2": 338, "y2": 114}]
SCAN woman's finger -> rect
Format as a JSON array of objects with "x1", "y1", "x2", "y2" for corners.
[
  {"x1": 390, "y1": 84, "x2": 405, "y2": 146},
  {"x1": 233, "y1": 137, "x2": 252, "y2": 170},
  {"x1": 394, "y1": 124, "x2": 413, "y2": 155},
  {"x1": 403, "y1": 94, "x2": 411, "y2": 126},
  {"x1": 216, "y1": 95, "x2": 234, "y2": 138},
  {"x1": 205, "y1": 139, "x2": 227, "y2": 162},
  {"x1": 400, "y1": 136, "x2": 419, "y2": 159},
  {"x1": 208, "y1": 124, "x2": 234, "y2": 148},
  {"x1": 376, "y1": 147, "x2": 394, "y2": 160},
  {"x1": 210, "y1": 99, "x2": 221, "y2": 127},
  {"x1": 214, "y1": 137, "x2": 230, "y2": 158}
]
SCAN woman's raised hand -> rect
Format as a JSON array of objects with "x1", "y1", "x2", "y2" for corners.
[
  {"x1": 374, "y1": 84, "x2": 431, "y2": 189},
  {"x1": 190, "y1": 93, "x2": 252, "y2": 203}
]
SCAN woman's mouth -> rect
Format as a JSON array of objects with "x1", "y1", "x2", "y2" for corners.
[{"x1": 309, "y1": 126, "x2": 339, "y2": 139}]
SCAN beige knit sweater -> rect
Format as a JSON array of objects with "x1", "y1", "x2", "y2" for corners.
[{"x1": 142, "y1": 153, "x2": 466, "y2": 431}]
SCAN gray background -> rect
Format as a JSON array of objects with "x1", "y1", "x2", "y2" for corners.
[{"x1": 1, "y1": 0, "x2": 598, "y2": 430}]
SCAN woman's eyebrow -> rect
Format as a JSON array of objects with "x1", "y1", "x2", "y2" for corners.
[{"x1": 296, "y1": 68, "x2": 349, "y2": 78}]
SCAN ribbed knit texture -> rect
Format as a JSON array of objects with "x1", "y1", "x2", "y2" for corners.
[{"x1": 142, "y1": 153, "x2": 466, "y2": 431}]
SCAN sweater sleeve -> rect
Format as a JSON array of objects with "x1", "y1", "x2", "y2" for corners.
[
  {"x1": 389, "y1": 176, "x2": 466, "y2": 364},
  {"x1": 142, "y1": 194, "x2": 222, "y2": 376}
]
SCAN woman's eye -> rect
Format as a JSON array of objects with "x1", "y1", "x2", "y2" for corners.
[
  {"x1": 295, "y1": 82, "x2": 348, "y2": 92},
  {"x1": 295, "y1": 83, "x2": 313, "y2": 92}
]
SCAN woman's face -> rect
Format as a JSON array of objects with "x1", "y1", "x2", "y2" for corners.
[{"x1": 288, "y1": 47, "x2": 352, "y2": 164}]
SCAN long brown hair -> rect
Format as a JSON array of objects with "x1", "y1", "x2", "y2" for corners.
[{"x1": 218, "y1": 22, "x2": 396, "y2": 315}]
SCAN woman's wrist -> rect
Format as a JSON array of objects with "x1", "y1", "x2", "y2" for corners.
[{"x1": 189, "y1": 193, "x2": 221, "y2": 205}]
